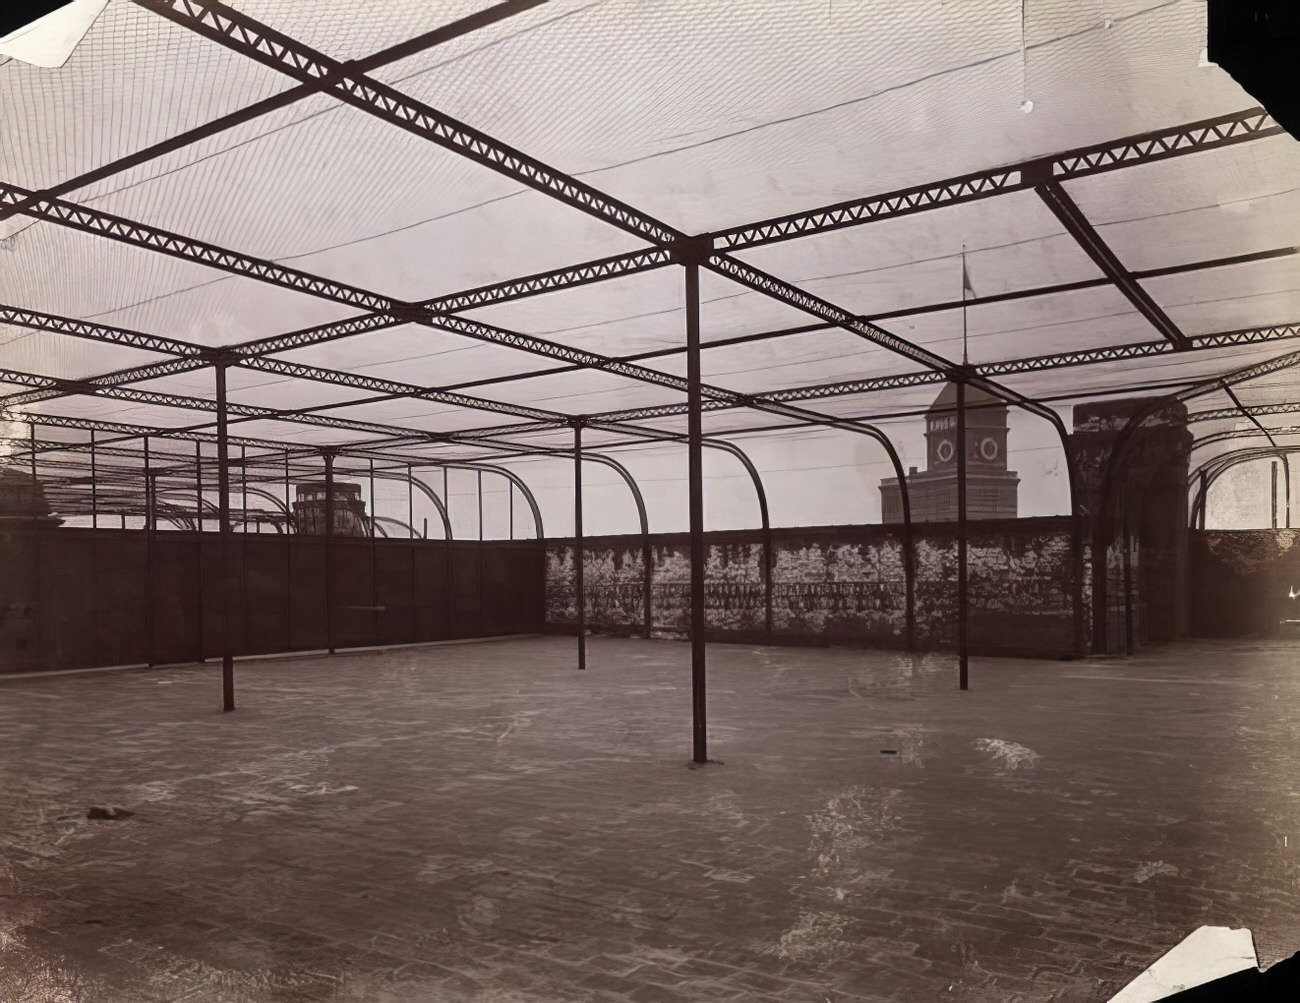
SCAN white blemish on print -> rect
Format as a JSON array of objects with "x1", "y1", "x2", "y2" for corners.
[{"x1": 975, "y1": 738, "x2": 1039, "y2": 771}]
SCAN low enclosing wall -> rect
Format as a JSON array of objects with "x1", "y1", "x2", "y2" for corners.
[
  {"x1": 0, "y1": 526, "x2": 546, "y2": 674},
  {"x1": 546, "y1": 517, "x2": 1080, "y2": 657},
  {"x1": 1189, "y1": 529, "x2": 1300, "y2": 637}
]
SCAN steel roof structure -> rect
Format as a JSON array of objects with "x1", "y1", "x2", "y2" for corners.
[{"x1": 3, "y1": 0, "x2": 1299, "y2": 746}]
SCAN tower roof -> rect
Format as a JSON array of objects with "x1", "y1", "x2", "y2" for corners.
[{"x1": 929, "y1": 381, "x2": 1005, "y2": 412}]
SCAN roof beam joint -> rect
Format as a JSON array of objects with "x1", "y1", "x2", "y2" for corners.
[{"x1": 668, "y1": 234, "x2": 715, "y2": 266}]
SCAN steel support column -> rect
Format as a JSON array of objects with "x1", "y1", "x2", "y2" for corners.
[
  {"x1": 216, "y1": 364, "x2": 235, "y2": 711},
  {"x1": 685, "y1": 258, "x2": 708, "y2": 763},
  {"x1": 476, "y1": 469, "x2": 484, "y2": 637},
  {"x1": 324, "y1": 449, "x2": 336, "y2": 654},
  {"x1": 195, "y1": 440, "x2": 205, "y2": 661},
  {"x1": 90, "y1": 429, "x2": 97, "y2": 528},
  {"x1": 1285, "y1": 454, "x2": 1293, "y2": 528},
  {"x1": 1272, "y1": 461, "x2": 1279, "y2": 529},
  {"x1": 144, "y1": 436, "x2": 155, "y2": 667},
  {"x1": 896, "y1": 453, "x2": 917, "y2": 653},
  {"x1": 1122, "y1": 491, "x2": 1135, "y2": 656},
  {"x1": 956, "y1": 377, "x2": 970, "y2": 689},
  {"x1": 370, "y1": 457, "x2": 379, "y2": 645},
  {"x1": 29, "y1": 421, "x2": 41, "y2": 663},
  {"x1": 574, "y1": 422, "x2": 586, "y2": 671}
]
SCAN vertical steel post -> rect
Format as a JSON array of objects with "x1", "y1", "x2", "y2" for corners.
[
  {"x1": 574, "y1": 423, "x2": 586, "y2": 670},
  {"x1": 1272, "y1": 460, "x2": 1279, "y2": 529},
  {"x1": 955, "y1": 378, "x2": 970, "y2": 689},
  {"x1": 685, "y1": 260, "x2": 708, "y2": 763},
  {"x1": 195, "y1": 441, "x2": 205, "y2": 661},
  {"x1": 29, "y1": 422, "x2": 41, "y2": 662},
  {"x1": 477, "y1": 469, "x2": 485, "y2": 636},
  {"x1": 28, "y1": 422, "x2": 37, "y2": 489},
  {"x1": 643, "y1": 534, "x2": 655, "y2": 640},
  {"x1": 509, "y1": 481, "x2": 514, "y2": 541},
  {"x1": 1285, "y1": 455, "x2": 1293, "y2": 528},
  {"x1": 1122, "y1": 489, "x2": 1135, "y2": 656},
  {"x1": 90, "y1": 429, "x2": 98, "y2": 528},
  {"x1": 284, "y1": 450, "x2": 292, "y2": 651},
  {"x1": 324, "y1": 450, "x2": 336, "y2": 654},
  {"x1": 763, "y1": 529, "x2": 774, "y2": 641},
  {"x1": 1198, "y1": 469, "x2": 1208, "y2": 530},
  {"x1": 216, "y1": 363, "x2": 235, "y2": 711},
  {"x1": 144, "y1": 436, "x2": 155, "y2": 667},
  {"x1": 240, "y1": 444, "x2": 248, "y2": 650},
  {"x1": 895, "y1": 463, "x2": 917, "y2": 653},
  {"x1": 442, "y1": 468, "x2": 452, "y2": 637},
  {"x1": 408, "y1": 463, "x2": 416, "y2": 641},
  {"x1": 370, "y1": 458, "x2": 379, "y2": 645}
]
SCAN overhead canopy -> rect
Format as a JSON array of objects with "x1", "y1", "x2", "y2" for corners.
[{"x1": 2, "y1": 0, "x2": 1298, "y2": 532}]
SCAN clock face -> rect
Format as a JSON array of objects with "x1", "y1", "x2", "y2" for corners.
[
  {"x1": 935, "y1": 438, "x2": 955, "y2": 463},
  {"x1": 978, "y1": 437, "x2": 999, "y2": 461}
]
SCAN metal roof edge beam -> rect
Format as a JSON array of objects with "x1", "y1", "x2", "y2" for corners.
[
  {"x1": 718, "y1": 107, "x2": 1279, "y2": 251},
  {"x1": 135, "y1": 0, "x2": 681, "y2": 247}
]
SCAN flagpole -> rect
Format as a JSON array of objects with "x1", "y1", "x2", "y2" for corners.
[
  {"x1": 961, "y1": 243, "x2": 969, "y2": 366},
  {"x1": 957, "y1": 243, "x2": 970, "y2": 689}
]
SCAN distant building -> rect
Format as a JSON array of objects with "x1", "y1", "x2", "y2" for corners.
[
  {"x1": 879, "y1": 381, "x2": 1019, "y2": 523},
  {"x1": 292, "y1": 481, "x2": 370, "y2": 536}
]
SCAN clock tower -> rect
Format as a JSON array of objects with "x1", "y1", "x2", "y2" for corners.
[{"x1": 880, "y1": 381, "x2": 1019, "y2": 522}]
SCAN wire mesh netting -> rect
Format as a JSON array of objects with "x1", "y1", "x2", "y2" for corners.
[{"x1": 0, "y1": 0, "x2": 1296, "y2": 534}]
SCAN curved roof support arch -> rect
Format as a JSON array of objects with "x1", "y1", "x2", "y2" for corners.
[
  {"x1": 337, "y1": 464, "x2": 452, "y2": 540},
  {"x1": 1095, "y1": 346, "x2": 1300, "y2": 649},
  {"x1": 1189, "y1": 446, "x2": 1294, "y2": 530}
]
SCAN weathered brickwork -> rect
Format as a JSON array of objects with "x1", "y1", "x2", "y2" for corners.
[{"x1": 547, "y1": 517, "x2": 1080, "y2": 657}]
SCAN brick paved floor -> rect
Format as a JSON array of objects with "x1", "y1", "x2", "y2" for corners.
[{"x1": 2, "y1": 636, "x2": 1299, "y2": 1002}]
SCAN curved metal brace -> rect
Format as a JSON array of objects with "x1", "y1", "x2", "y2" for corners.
[
  {"x1": 1189, "y1": 446, "x2": 1298, "y2": 529},
  {"x1": 746, "y1": 417, "x2": 916, "y2": 652},
  {"x1": 241, "y1": 485, "x2": 289, "y2": 516},
  {"x1": 701, "y1": 437, "x2": 775, "y2": 638},
  {"x1": 1092, "y1": 349, "x2": 1300, "y2": 650},
  {"x1": 431, "y1": 462, "x2": 542, "y2": 540},
  {"x1": 336, "y1": 465, "x2": 451, "y2": 540},
  {"x1": 844, "y1": 424, "x2": 917, "y2": 652},
  {"x1": 574, "y1": 450, "x2": 653, "y2": 638},
  {"x1": 371, "y1": 515, "x2": 421, "y2": 538},
  {"x1": 955, "y1": 388, "x2": 1086, "y2": 657}
]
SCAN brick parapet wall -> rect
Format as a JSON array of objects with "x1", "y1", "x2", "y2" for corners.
[{"x1": 547, "y1": 517, "x2": 1079, "y2": 658}]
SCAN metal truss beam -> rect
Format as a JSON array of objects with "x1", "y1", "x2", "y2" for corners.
[
  {"x1": 706, "y1": 253, "x2": 949, "y2": 371},
  {"x1": 1223, "y1": 384, "x2": 1280, "y2": 450},
  {"x1": 555, "y1": 322, "x2": 1300, "y2": 428},
  {"x1": 240, "y1": 356, "x2": 560, "y2": 421},
  {"x1": 1192, "y1": 425, "x2": 1300, "y2": 451},
  {"x1": 0, "y1": 0, "x2": 545, "y2": 229},
  {"x1": 4, "y1": 411, "x2": 290, "y2": 451},
  {"x1": 1188, "y1": 401, "x2": 1300, "y2": 423},
  {"x1": 0, "y1": 305, "x2": 204, "y2": 357},
  {"x1": 7, "y1": 3, "x2": 1289, "y2": 473},
  {"x1": 717, "y1": 108, "x2": 1280, "y2": 251},
  {"x1": 0, "y1": 183, "x2": 393, "y2": 312},
  {"x1": 136, "y1": 0, "x2": 681, "y2": 247},
  {"x1": 1034, "y1": 180, "x2": 1188, "y2": 348},
  {"x1": 422, "y1": 248, "x2": 674, "y2": 315}
]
